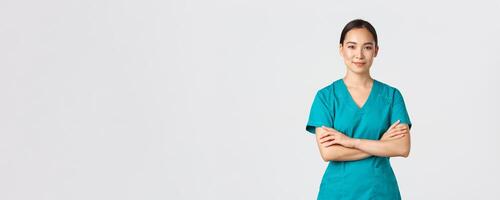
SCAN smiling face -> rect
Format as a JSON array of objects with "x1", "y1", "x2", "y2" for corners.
[{"x1": 339, "y1": 28, "x2": 379, "y2": 75}]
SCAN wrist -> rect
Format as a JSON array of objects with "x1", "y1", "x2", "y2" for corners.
[{"x1": 352, "y1": 138, "x2": 361, "y2": 148}]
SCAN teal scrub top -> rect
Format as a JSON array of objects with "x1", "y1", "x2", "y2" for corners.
[{"x1": 305, "y1": 79, "x2": 412, "y2": 200}]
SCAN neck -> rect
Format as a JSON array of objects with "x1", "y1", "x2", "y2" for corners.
[{"x1": 343, "y1": 71, "x2": 373, "y2": 87}]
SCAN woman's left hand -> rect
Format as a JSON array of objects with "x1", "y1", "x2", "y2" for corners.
[{"x1": 319, "y1": 126, "x2": 355, "y2": 148}]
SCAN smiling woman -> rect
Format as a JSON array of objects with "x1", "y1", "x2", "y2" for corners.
[
  {"x1": 339, "y1": 21, "x2": 378, "y2": 76},
  {"x1": 305, "y1": 19, "x2": 412, "y2": 200}
]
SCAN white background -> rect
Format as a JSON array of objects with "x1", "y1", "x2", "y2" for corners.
[{"x1": 1, "y1": 0, "x2": 499, "y2": 199}]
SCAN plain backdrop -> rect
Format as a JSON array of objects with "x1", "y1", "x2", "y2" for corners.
[{"x1": 1, "y1": 0, "x2": 500, "y2": 199}]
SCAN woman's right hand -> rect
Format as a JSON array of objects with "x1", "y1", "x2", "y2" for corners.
[{"x1": 380, "y1": 120, "x2": 409, "y2": 141}]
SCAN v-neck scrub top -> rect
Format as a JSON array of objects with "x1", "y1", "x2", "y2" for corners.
[{"x1": 305, "y1": 79, "x2": 412, "y2": 200}]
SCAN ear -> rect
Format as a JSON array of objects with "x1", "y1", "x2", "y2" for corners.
[
  {"x1": 374, "y1": 46, "x2": 379, "y2": 57},
  {"x1": 339, "y1": 43, "x2": 343, "y2": 57}
]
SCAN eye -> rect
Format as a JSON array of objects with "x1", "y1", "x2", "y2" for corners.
[
  {"x1": 364, "y1": 46, "x2": 373, "y2": 50},
  {"x1": 347, "y1": 45, "x2": 355, "y2": 49}
]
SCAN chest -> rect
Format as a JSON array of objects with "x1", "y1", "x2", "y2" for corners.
[
  {"x1": 332, "y1": 95, "x2": 392, "y2": 140},
  {"x1": 345, "y1": 86, "x2": 372, "y2": 108}
]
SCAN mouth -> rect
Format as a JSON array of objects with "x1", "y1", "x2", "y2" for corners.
[{"x1": 353, "y1": 62, "x2": 366, "y2": 66}]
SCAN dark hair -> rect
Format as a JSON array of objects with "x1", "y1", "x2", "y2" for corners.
[{"x1": 340, "y1": 19, "x2": 378, "y2": 47}]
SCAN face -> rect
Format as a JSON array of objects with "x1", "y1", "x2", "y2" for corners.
[{"x1": 339, "y1": 28, "x2": 378, "y2": 75}]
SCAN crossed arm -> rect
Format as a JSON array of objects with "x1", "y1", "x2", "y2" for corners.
[{"x1": 315, "y1": 121, "x2": 411, "y2": 162}]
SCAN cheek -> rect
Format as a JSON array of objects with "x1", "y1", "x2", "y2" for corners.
[
  {"x1": 364, "y1": 50, "x2": 375, "y2": 58},
  {"x1": 342, "y1": 50, "x2": 354, "y2": 60}
]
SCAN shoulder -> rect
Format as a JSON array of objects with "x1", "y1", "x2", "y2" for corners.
[
  {"x1": 312, "y1": 79, "x2": 343, "y2": 106},
  {"x1": 375, "y1": 79, "x2": 406, "y2": 101},
  {"x1": 315, "y1": 79, "x2": 342, "y2": 97}
]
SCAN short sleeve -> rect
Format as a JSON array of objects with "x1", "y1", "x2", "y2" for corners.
[
  {"x1": 390, "y1": 89, "x2": 412, "y2": 130},
  {"x1": 305, "y1": 90, "x2": 334, "y2": 134}
]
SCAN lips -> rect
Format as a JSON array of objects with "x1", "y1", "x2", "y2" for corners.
[{"x1": 353, "y1": 62, "x2": 366, "y2": 66}]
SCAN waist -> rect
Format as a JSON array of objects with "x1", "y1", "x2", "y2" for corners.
[{"x1": 324, "y1": 156, "x2": 394, "y2": 178}]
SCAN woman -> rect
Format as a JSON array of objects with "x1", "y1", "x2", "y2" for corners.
[{"x1": 305, "y1": 19, "x2": 412, "y2": 200}]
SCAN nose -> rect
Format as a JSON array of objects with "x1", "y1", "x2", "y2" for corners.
[{"x1": 355, "y1": 49, "x2": 364, "y2": 59}]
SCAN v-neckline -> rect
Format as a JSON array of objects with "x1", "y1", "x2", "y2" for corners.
[{"x1": 340, "y1": 78, "x2": 377, "y2": 111}]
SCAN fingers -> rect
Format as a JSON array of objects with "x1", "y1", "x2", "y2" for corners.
[
  {"x1": 388, "y1": 120, "x2": 401, "y2": 131},
  {"x1": 319, "y1": 131, "x2": 336, "y2": 143},
  {"x1": 388, "y1": 128, "x2": 409, "y2": 137},
  {"x1": 383, "y1": 126, "x2": 408, "y2": 138},
  {"x1": 319, "y1": 134, "x2": 333, "y2": 143},
  {"x1": 387, "y1": 125, "x2": 408, "y2": 135},
  {"x1": 319, "y1": 126, "x2": 337, "y2": 138},
  {"x1": 391, "y1": 133, "x2": 406, "y2": 140},
  {"x1": 392, "y1": 127, "x2": 409, "y2": 134},
  {"x1": 319, "y1": 134, "x2": 337, "y2": 147},
  {"x1": 318, "y1": 128, "x2": 339, "y2": 147},
  {"x1": 387, "y1": 129, "x2": 409, "y2": 140},
  {"x1": 381, "y1": 122, "x2": 408, "y2": 141},
  {"x1": 319, "y1": 129, "x2": 330, "y2": 140},
  {"x1": 322, "y1": 139, "x2": 336, "y2": 147},
  {"x1": 395, "y1": 124, "x2": 409, "y2": 131},
  {"x1": 389, "y1": 131, "x2": 407, "y2": 138}
]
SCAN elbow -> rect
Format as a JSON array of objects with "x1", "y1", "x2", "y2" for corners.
[
  {"x1": 321, "y1": 151, "x2": 340, "y2": 162},
  {"x1": 320, "y1": 153, "x2": 331, "y2": 162},
  {"x1": 400, "y1": 149, "x2": 410, "y2": 158}
]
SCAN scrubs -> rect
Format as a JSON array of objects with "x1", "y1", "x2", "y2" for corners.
[{"x1": 306, "y1": 79, "x2": 412, "y2": 200}]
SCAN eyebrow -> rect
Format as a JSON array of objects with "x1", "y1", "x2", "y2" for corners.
[{"x1": 345, "y1": 41, "x2": 374, "y2": 45}]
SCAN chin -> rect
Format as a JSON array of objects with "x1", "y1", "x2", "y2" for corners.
[{"x1": 348, "y1": 66, "x2": 370, "y2": 74}]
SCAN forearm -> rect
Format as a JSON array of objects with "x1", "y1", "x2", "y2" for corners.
[
  {"x1": 322, "y1": 144, "x2": 372, "y2": 161},
  {"x1": 352, "y1": 136, "x2": 410, "y2": 158}
]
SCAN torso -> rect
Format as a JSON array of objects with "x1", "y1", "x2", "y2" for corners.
[{"x1": 316, "y1": 78, "x2": 402, "y2": 200}]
